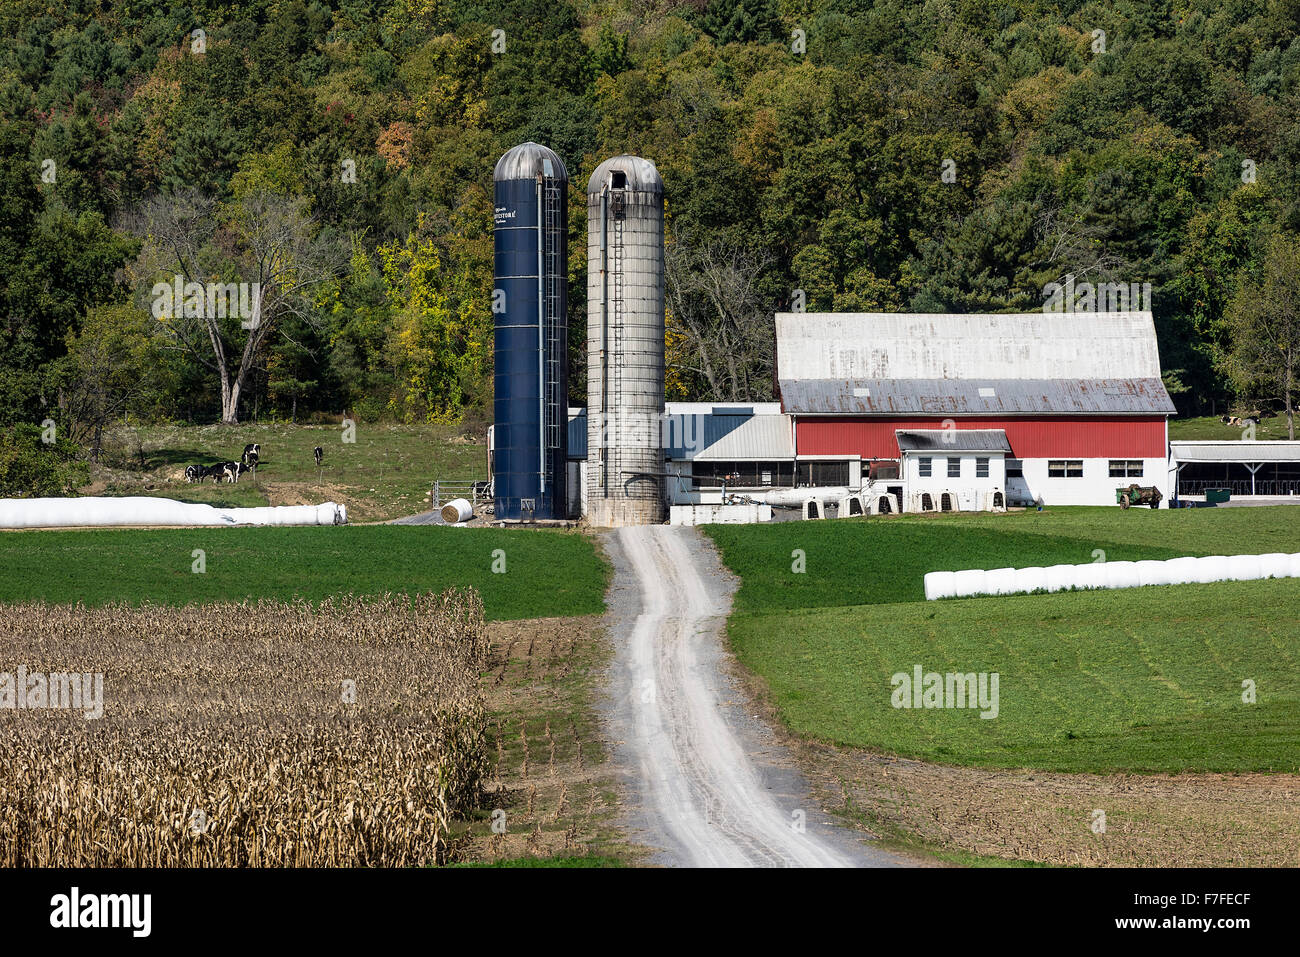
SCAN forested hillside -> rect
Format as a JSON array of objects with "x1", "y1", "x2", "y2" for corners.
[{"x1": 2, "y1": 0, "x2": 1298, "y2": 437}]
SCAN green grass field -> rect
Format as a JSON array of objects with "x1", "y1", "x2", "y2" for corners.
[
  {"x1": 706, "y1": 507, "x2": 1300, "y2": 773},
  {"x1": 88, "y1": 421, "x2": 486, "y2": 522},
  {"x1": 1168, "y1": 414, "x2": 1298, "y2": 441},
  {"x1": 0, "y1": 525, "x2": 606, "y2": 622},
  {"x1": 706, "y1": 506, "x2": 1300, "y2": 612}
]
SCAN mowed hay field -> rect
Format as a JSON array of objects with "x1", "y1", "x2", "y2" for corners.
[
  {"x1": 0, "y1": 525, "x2": 607, "y2": 621},
  {"x1": 706, "y1": 507, "x2": 1300, "y2": 773},
  {"x1": 705, "y1": 506, "x2": 1300, "y2": 865},
  {"x1": 0, "y1": 593, "x2": 491, "y2": 867}
]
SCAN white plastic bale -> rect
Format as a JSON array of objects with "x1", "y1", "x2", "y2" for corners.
[
  {"x1": 1044, "y1": 564, "x2": 1076, "y2": 593},
  {"x1": 924, "y1": 571, "x2": 958, "y2": 601},
  {"x1": 440, "y1": 498, "x2": 473, "y2": 524},
  {"x1": 1227, "y1": 554, "x2": 1264, "y2": 581},
  {"x1": 1194, "y1": 556, "x2": 1229, "y2": 583},
  {"x1": 1257, "y1": 553, "x2": 1291, "y2": 579},
  {"x1": 1135, "y1": 560, "x2": 1172, "y2": 587},
  {"x1": 0, "y1": 496, "x2": 346, "y2": 528},
  {"x1": 1016, "y1": 567, "x2": 1047, "y2": 594},
  {"x1": 1073, "y1": 563, "x2": 1110, "y2": 591},
  {"x1": 952, "y1": 569, "x2": 988, "y2": 598},
  {"x1": 1104, "y1": 561, "x2": 1139, "y2": 590},
  {"x1": 1289, "y1": 553, "x2": 1300, "y2": 578},
  {"x1": 1164, "y1": 556, "x2": 1200, "y2": 584},
  {"x1": 984, "y1": 567, "x2": 1019, "y2": 595}
]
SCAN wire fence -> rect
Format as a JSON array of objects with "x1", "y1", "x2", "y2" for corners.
[
  {"x1": 1176, "y1": 478, "x2": 1300, "y2": 497},
  {"x1": 431, "y1": 479, "x2": 492, "y2": 512}
]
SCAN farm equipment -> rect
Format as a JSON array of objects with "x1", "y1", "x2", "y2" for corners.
[{"x1": 1115, "y1": 484, "x2": 1162, "y2": 509}]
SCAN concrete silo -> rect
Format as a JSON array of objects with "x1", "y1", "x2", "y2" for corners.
[
  {"x1": 492, "y1": 143, "x2": 568, "y2": 520},
  {"x1": 586, "y1": 155, "x2": 665, "y2": 527}
]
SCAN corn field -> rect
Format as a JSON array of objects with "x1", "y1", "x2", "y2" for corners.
[{"x1": 0, "y1": 592, "x2": 491, "y2": 866}]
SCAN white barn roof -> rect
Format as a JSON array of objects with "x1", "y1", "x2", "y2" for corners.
[
  {"x1": 1170, "y1": 441, "x2": 1300, "y2": 463},
  {"x1": 775, "y1": 311, "x2": 1175, "y2": 415}
]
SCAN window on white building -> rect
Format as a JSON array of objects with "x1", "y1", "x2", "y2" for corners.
[
  {"x1": 1108, "y1": 460, "x2": 1144, "y2": 478},
  {"x1": 947, "y1": 457, "x2": 961, "y2": 478},
  {"x1": 1048, "y1": 460, "x2": 1084, "y2": 478},
  {"x1": 1006, "y1": 459, "x2": 1024, "y2": 478},
  {"x1": 976, "y1": 457, "x2": 989, "y2": 478},
  {"x1": 919, "y1": 457, "x2": 932, "y2": 477}
]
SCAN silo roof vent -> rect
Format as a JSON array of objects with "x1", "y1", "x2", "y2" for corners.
[{"x1": 587, "y1": 155, "x2": 663, "y2": 195}]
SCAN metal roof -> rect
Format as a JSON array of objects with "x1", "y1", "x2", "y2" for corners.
[
  {"x1": 494, "y1": 142, "x2": 569, "y2": 182},
  {"x1": 780, "y1": 377, "x2": 1176, "y2": 415},
  {"x1": 896, "y1": 430, "x2": 1011, "y2": 452},
  {"x1": 1170, "y1": 440, "x2": 1300, "y2": 463},
  {"x1": 775, "y1": 311, "x2": 1166, "y2": 381},
  {"x1": 664, "y1": 401, "x2": 783, "y2": 416},
  {"x1": 586, "y1": 155, "x2": 663, "y2": 195},
  {"x1": 663, "y1": 413, "x2": 793, "y2": 461}
]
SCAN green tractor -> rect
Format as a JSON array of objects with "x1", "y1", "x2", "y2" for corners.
[{"x1": 1115, "y1": 484, "x2": 1163, "y2": 509}]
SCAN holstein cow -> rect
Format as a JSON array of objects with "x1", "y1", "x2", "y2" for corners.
[
  {"x1": 200, "y1": 462, "x2": 243, "y2": 483},
  {"x1": 184, "y1": 465, "x2": 203, "y2": 483},
  {"x1": 241, "y1": 443, "x2": 260, "y2": 470},
  {"x1": 313, "y1": 447, "x2": 323, "y2": 467}
]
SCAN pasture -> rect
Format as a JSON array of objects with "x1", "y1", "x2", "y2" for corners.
[
  {"x1": 85, "y1": 421, "x2": 486, "y2": 522},
  {"x1": 706, "y1": 506, "x2": 1300, "y2": 774}
]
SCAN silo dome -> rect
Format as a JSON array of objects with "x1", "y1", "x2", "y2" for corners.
[
  {"x1": 586, "y1": 155, "x2": 663, "y2": 195},
  {"x1": 495, "y1": 142, "x2": 569, "y2": 183}
]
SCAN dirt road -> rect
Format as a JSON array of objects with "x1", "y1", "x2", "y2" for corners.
[{"x1": 603, "y1": 524, "x2": 905, "y2": 867}]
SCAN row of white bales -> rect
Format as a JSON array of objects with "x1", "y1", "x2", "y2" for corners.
[{"x1": 924, "y1": 552, "x2": 1300, "y2": 600}]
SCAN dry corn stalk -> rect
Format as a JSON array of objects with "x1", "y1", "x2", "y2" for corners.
[{"x1": 0, "y1": 591, "x2": 491, "y2": 867}]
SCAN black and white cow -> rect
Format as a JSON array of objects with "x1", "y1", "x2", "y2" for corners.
[
  {"x1": 313, "y1": 446, "x2": 323, "y2": 467},
  {"x1": 241, "y1": 443, "x2": 260, "y2": 469},
  {"x1": 184, "y1": 465, "x2": 203, "y2": 483},
  {"x1": 199, "y1": 461, "x2": 241, "y2": 483}
]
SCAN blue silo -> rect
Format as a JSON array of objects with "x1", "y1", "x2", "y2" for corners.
[{"x1": 492, "y1": 143, "x2": 569, "y2": 520}]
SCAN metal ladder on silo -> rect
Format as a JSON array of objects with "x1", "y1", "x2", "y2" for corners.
[
  {"x1": 542, "y1": 176, "x2": 564, "y2": 481},
  {"x1": 609, "y1": 207, "x2": 625, "y2": 492}
]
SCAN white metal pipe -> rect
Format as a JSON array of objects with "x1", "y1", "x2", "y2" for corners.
[{"x1": 742, "y1": 486, "x2": 858, "y2": 506}]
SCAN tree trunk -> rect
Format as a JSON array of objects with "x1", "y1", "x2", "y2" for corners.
[
  {"x1": 1288, "y1": 347, "x2": 1295, "y2": 442},
  {"x1": 222, "y1": 376, "x2": 243, "y2": 425}
]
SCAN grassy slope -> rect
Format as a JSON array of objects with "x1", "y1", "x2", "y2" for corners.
[
  {"x1": 0, "y1": 525, "x2": 606, "y2": 622},
  {"x1": 706, "y1": 507, "x2": 1300, "y2": 773},
  {"x1": 89, "y1": 422, "x2": 486, "y2": 522},
  {"x1": 1169, "y1": 415, "x2": 1298, "y2": 441}
]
